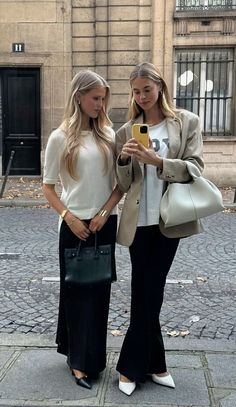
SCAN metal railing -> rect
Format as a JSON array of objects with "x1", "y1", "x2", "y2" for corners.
[
  {"x1": 176, "y1": 0, "x2": 236, "y2": 11},
  {"x1": 0, "y1": 150, "x2": 15, "y2": 198},
  {"x1": 174, "y1": 51, "x2": 234, "y2": 136}
]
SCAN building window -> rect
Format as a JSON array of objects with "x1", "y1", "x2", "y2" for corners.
[
  {"x1": 176, "y1": 0, "x2": 236, "y2": 11},
  {"x1": 174, "y1": 50, "x2": 234, "y2": 136}
]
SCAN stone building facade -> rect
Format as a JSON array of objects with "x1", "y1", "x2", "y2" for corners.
[{"x1": 0, "y1": 0, "x2": 235, "y2": 185}]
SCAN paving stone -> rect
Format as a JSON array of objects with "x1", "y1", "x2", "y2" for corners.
[
  {"x1": 105, "y1": 366, "x2": 210, "y2": 405},
  {"x1": 219, "y1": 393, "x2": 236, "y2": 407},
  {"x1": 0, "y1": 351, "x2": 14, "y2": 369},
  {"x1": 0, "y1": 349, "x2": 100, "y2": 401},
  {"x1": 206, "y1": 354, "x2": 236, "y2": 389},
  {"x1": 167, "y1": 354, "x2": 202, "y2": 369}
]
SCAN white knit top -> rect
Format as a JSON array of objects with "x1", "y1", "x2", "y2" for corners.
[{"x1": 43, "y1": 127, "x2": 117, "y2": 221}]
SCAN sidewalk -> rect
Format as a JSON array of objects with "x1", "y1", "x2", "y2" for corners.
[
  {"x1": 0, "y1": 333, "x2": 235, "y2": 407},
  {"x1": 0, "y1": 176, "x2": 236, "y2": 209},
  {"x1": 0, "y1": 177, "x2": 54, "y2": 207}
]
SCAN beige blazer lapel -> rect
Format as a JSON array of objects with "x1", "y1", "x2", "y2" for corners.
[{"x1": 166, "y1": 118, "x2": 182, "y2": 159}]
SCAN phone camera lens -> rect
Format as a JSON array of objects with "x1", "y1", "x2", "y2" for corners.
[{"x1": 140, "y1": 125, "x2": 147, "y2": 133}]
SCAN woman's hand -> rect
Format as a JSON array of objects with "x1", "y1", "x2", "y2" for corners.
[
  {"x1": 126, "y1": 138, "x2": 163, "y2": 168},
  {"x1": 120, "y1": 138, "x2": 138, "y2": 162},
  {"x1": 89, "y1": 214, "x2": 108, "y2": 233},
  {"x1": 65, "y1": 214, "x2": 90, "y2": 241}
]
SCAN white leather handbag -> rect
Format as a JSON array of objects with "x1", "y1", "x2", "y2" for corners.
[{"x1": 160, "y1": 161, "x2": 224, "y2": 227}]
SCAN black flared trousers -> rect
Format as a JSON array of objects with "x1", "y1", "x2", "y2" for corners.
[
  {"x1": 116, "y1": 225, "x2": 179, "y2": 383},
  {"x1": 56, "y1": 215, "x2": 117, "y2": 376}
]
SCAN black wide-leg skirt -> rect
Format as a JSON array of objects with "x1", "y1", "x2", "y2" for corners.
[{"x1": 56, "y1": 215, "x2": 117, "y2": 376}]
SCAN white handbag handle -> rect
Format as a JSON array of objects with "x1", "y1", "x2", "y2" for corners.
[{"x1": 185, "y1": 161, "x2": 202, "y2": 179}]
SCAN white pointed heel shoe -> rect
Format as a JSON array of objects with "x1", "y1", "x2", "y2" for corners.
[
  {"x1": 151, "y1": 373, "x2": 175, "y2": 388},
  {"x1": 118, "y1": 376, "x2": 136, "y2": 396}
]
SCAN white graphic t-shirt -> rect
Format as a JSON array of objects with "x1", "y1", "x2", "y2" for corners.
[{"x1": 137, "y1": 119, "x2": 169, "y2": 227}]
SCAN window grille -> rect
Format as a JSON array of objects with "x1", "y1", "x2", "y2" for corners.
[
  {"x1": 176, "y1": 0, "x2": 236, "y2": 11},
  {"x1": 174, "y1": 50, "x2": 233, "y2": 136}
]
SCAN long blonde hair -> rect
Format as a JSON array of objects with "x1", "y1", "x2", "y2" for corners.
[
  {"x1": 61, "y1": 70, "x2": 113, "y2": 179},
  {"x1": 128, "y1": 62, "x2": 180, "y2": 123}
]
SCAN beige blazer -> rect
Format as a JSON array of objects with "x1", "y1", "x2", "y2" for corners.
[{"x1": 115, "y1": 110, "x2": 204, "y2": 247}]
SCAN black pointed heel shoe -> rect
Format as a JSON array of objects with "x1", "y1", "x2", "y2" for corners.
[
  {"x1": 75, "y1": 376, "x2": 92, "y2": 389},
  {"x1": 70, "y1": 368, "x2": 92, "y2": 389}
]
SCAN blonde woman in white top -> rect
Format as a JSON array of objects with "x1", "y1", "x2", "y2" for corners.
[{"x1": 43, "y1": 70, "x2": 122, "y2": 390}]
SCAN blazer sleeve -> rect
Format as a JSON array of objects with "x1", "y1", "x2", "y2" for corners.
[
  {"x1": 157, "y1": 112, "x2": 204, "y2": 183},
  {"x1": 115, "y1": 125, "x2": 133, "y2": 193}
]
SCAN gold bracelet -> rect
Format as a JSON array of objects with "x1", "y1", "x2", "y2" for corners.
[
  {"x1": 97, "y1": 209, "x2": 110, "y2": 218},
  {"x1": 60, "y1": 209, "x2": 68, "y2": 219}
]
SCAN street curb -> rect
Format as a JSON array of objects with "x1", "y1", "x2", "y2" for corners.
[
  {"x1": 0, "y1": 333, "x2": 235, "y2": 353},
  {"x1": 0, "y1": 199, "x2": 48, "y2": 207},
  {"x1": 0, "y1": 199, "x2": 236, "y2": 209}
]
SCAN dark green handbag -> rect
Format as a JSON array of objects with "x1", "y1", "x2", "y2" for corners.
[{"x1": 64, "y1": 234, "x2": 112, "y2": 286}]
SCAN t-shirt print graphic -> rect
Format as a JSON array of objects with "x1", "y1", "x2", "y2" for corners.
[{"x1": 152, "y1": 138, "x2": 169, "y2": 156}]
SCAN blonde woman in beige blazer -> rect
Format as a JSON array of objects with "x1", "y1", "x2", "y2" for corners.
[{"x1": 115, "y1": 62, "x2": 204, "y2": 396}]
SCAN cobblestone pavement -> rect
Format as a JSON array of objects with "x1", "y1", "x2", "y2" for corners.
[{"x1": 0, "y1": 207, "x2": 235, "y2": 341}]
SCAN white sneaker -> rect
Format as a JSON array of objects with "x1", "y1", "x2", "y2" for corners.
[
  {"x1": 151, "y1": 373, "x2": 175, "y2": 388},
  {"x1": 118, "y1": 377, "x2": 136, "y2": 396}
]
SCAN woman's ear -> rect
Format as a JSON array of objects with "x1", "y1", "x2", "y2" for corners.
[{"x1": 75, "y1": 91, "x2": 81, "y2": 104}]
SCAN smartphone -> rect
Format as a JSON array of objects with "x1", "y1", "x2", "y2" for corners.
[{"x1": 132, "y1": 124, "x2": 149, "y2": 148}]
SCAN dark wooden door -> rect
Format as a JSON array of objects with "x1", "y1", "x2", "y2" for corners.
[{"x1": 1, "y1": 68, "x2": 41, "y2": 175}]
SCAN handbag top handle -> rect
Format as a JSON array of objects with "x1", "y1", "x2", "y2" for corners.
[
  {"x1": 185, "y1": 161, "x2": 202, "y2": 179},
  {"x1": 76, "y1": 233, "x2": 99, "y2": 258}
]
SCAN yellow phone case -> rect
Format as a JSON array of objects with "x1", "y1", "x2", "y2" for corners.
[{"x1": 132, "y1": 124, "x2": 149, "y2": 148}]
